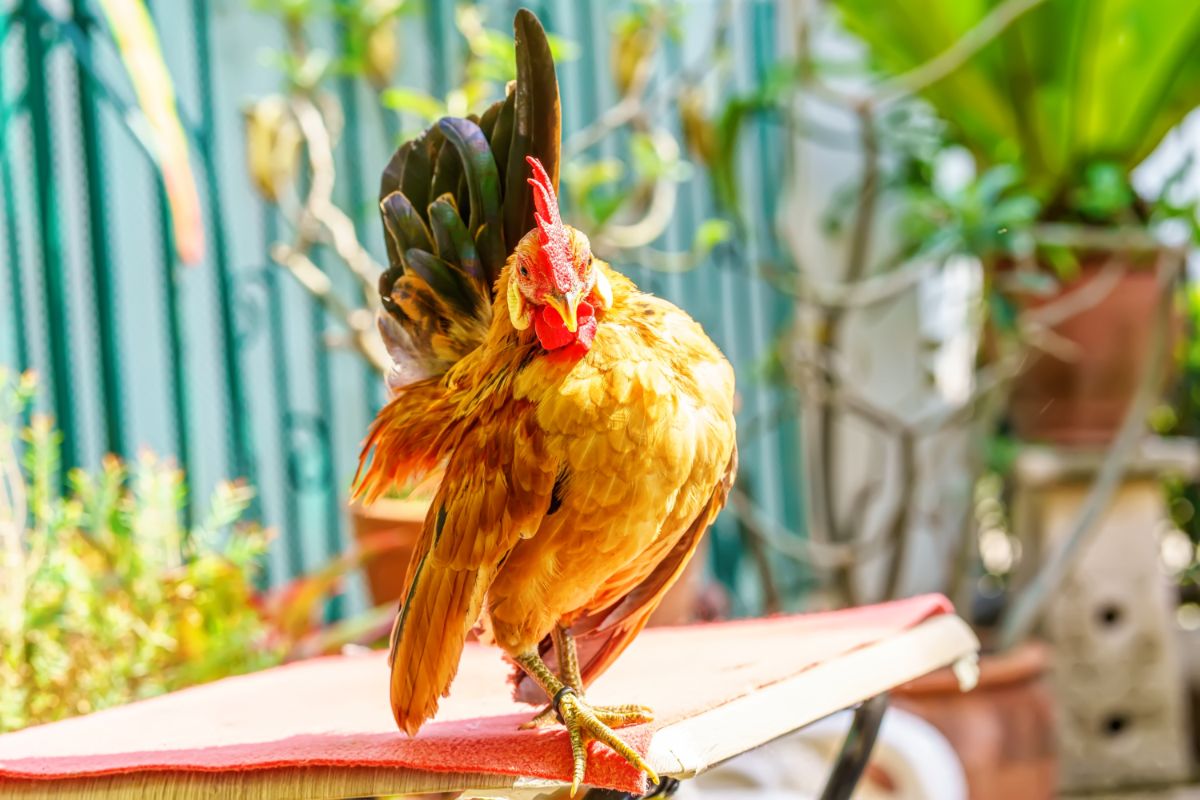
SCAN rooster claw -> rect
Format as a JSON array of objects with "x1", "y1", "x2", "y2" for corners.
[
  {"x1": 519, "y1": 704, "x2": 559, "y2": 730},
  {"x1": 520, "y1": 698, "x2": 655, "y2": 731},
  {"x1": 552, "y1": 688, "x2": 657, "y2": 797}
]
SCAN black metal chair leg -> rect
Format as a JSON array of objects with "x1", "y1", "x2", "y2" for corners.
[
  {"x1": 817, "y1": 693, "x2": 889, "y2": 800},
  {"x1": 583, "y1": 694, "x2": 888, "y2": 800},
  {"x1": 583, "y1": 776, "x2": 679, "y2": 800}
]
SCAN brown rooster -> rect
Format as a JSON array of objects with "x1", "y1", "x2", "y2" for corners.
[{"x1": 353, "y1": 11, "x2": 737, "y2": 794}]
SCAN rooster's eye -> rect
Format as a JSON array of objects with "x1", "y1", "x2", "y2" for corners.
[{"x1": 519, "y1": 265, "x2": 529, "y2": 277}]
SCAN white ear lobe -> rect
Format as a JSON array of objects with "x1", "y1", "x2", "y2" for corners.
[
  {"x1": 507, "y1": 277, "x2": 532, "y2": 330},
  {"x1": 593, "y1": 269, "x2": 613, "y2": 311}
]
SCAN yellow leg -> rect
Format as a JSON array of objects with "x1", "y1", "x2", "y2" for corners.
[
  {"x1": 554, "y1": 625, "x2": 584, "y2": 691},
  {"x1": 514, "y1": 643, "x2": 657, "y2": 797},
  {"x1": 520, "y1": 626, "x2": 652, "y2": 730},
  {"x1": 521, "y1": 626, "x2": 585, "y2": 729}
]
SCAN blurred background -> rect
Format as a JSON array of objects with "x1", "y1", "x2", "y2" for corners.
[{"x1": 4, "y1": 0, "x2": 1200, "y2": 797}]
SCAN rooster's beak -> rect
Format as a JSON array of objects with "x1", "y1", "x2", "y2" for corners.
[{"x1": 546, "y1": 291, "x2": 581, "y2": 333}]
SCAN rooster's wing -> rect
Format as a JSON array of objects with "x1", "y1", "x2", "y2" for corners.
[{"x1": 381, "y1": 396, "x2": 559, "y2": 733}]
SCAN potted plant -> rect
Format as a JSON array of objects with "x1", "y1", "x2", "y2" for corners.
[
  {"x1": 345, "y1": 488, "x2": 432, "y2": 606},
  {"x1": 833, "y1": 0, "x2": 1200, "y2": 445},
  {"x1": 813, "y1": 0, "x2": 1200, "y2": 793},
  {"x1": 699, "y1": 0, "x2": 1200, "y2": 794}
]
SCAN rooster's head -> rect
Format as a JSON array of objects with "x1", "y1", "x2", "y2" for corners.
[{"x1": 507, "y1": 156, "x2": 612, "y2": 352}]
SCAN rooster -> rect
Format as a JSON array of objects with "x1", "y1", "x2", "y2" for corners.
[{"x1": 353, "y1": 11, "x2": 737, "y2": 794}]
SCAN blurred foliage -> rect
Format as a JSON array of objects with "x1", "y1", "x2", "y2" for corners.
[
  {"x1": 0, "y1": 370, "x2": 395, "y2": 733},
  {"x1": 832, "y1": 0, "x2": 1200, "y2": 225},
  {"x1": 689, "y1": 0, "x2": 1200, "y2": 619},
  {"x1": 899, "y1": 159, "x2": 1041, "y2": 263},
  {"x1": 248, "y1": 0, "x2": 412, "y2": 91},
  {"x1": 824, "y1": 0, "x2": 1200, "y2": 611},
  {"x1": 696, "y1": 2, "x2": 1200, "y2": 294},
  {"x1": 381, "y1": 6, "x2": 579, "y2": 132},
  {"x1": 1156, "y1": 283, "x2": 1200, "y2": 575},
  {"x1": 0, "y1": 370, "x2": 277, "y2": 733}
]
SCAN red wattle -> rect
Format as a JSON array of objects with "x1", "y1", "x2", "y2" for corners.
[{"x1": 534, "y1": 301, "x2": 596, "y2": 352}]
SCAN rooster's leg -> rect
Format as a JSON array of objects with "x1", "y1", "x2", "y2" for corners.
[
  {"x1": 520, "y1": 626, "x2": 652, "y2": 729},
  {"x1": 554, "y1": 625, "x2": 585, "y2": 692},
  {"x1": 514, "y1": 648, "x2": 657, "y2": 796},
  {"x1": 520, "y1": 626, "x2": 581, "y2": 730}
]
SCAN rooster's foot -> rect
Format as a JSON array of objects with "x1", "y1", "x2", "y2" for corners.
[
  {"x1": 514, "y1": 640, "x2": 657, "y2": 795},
  {"x1": 519, "y1": 697, "x2": 653, "y2": 731},
  {"x1": 555, "y1": 687, "x2": 656, "y2": 796}
]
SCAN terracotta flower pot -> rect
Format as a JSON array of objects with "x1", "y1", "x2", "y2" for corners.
[
  {"x1": 348, "y1": 497, "x2": 427, "y2": 606},
  {"x1": 893, "y1": 642, "x2": 1057, "y2": 800},
  {"x1": 1004, "y1": 254, "x2": 1173, "y2": 445}
]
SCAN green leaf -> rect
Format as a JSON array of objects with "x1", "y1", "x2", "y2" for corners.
[
  {"x1": 630, "y1": 132, "x2": 691, "y2": 182},
  {"x1": 693, "y1": 219, "x2": 733, "y2": 255},
  {"x1": 1070, "y1": 162, "x2": 1135, "y2": 221},
  {"x1": 831, "y1": 0, "x2": 1200, "y2": 206},
  {"x1": 711, "y1": 87, "x2": 781, "y2": 219},
  {"x1": 380, "y1": 87, "x2": 446, "y2": 122},
  {"x1": 0, "y1": 373, "x2": 284, "y2": 734}
]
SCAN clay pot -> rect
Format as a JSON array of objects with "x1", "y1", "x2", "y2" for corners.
[
  {"x1": 893, "y1": 642, "x2": 1057, "y2": 800},
  {"x1": 1004, "y1": 254, "x2": 1172, "y2": 445},
  {"x1": 348, "y1": 497, "x2": 427, "y2": 605}
]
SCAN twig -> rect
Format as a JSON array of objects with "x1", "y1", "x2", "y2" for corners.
[
  {"x1": 289, "y1": 98, "x2": 384, "y2": 304},
  {"x1": 1017, "y1": 261, "x2": 1124, "y2": 331},
  {"x1": 792, "y1": 0, "x2": 1048, "y2": 112},
  {"x1": 944, "y1": 488, "x2": 981, "y2": 621},
  {"x1": 732, "y1": 482, "x2": 783, "y2": 614},
  {"x1": 590, "y1": 130, "x2": 682, "y2": 251},
  {"x1": 261, "y1": 91, "x2": 392, "y2": 377},
  {"x1": 911, "y1": 356, "x2": 1023, "y2": 437},
  {"x1": 730, "y1": 486, "x2": 900, "y2": 569},
  {"x1": 792, "y1": 339, "x2": 1021, "y2": 440},
  {"x1": 881, "y1": 430, "x2": 918, "y2": 600},
  {"x1": 1032, "y1": 223, "x2": 1169, "y2": 252},
  {"x1": 798, "y1": 377, "x2": 911, "y2": 437},
  {"x1": 839, "y1": 106, "x2": 880, "y2": 283},
  {"x1": 270, "y1": 243, "x2": 391, "y2": 373},
  {"x1": 776, "y1": 255, "x2": 939, "y2": 309},
  {"x1": 562, "y1": 0, "x2": 733, "y2": 160},
  {"x1": 564, "y1": 93, "x2": 645, "y2": 160},
  {"x1": 1014, "y1": 249, "x2": 1181, "y2": 364},
  {"x1": 871, "y1": 0, "x2": 1050, "y2": 106},
  {"x1": 805, "y1": 104, "x2": 879, "y2": 606}
]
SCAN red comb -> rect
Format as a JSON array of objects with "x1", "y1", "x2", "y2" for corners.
[{"x1": 525, "y1": 156, "x2": 574, "y2": 293}]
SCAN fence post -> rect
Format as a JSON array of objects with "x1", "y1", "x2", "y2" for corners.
[{"x1": 21, "y1": 0, "x2": 78, "y2": 480}]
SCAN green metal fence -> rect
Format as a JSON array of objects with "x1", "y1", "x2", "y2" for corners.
[{"x1": 0, "y1": 0, "x2": 806, "y2": 614}]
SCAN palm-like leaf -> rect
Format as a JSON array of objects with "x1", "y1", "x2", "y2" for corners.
[{"x1": 834, "y1": 0, "x2": 1200, "y2": 203}]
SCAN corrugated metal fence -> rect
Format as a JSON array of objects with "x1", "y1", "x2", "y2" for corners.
[{"x1": 0, "y1": 0, "x2": 806, "y2": 614}]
